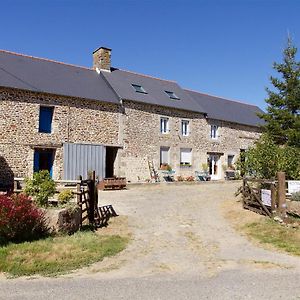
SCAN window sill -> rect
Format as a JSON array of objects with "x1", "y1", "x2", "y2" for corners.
[
  {"x1": 210, "y1": 138, "x2": 220, "y2": 143},
  {"x1": 180, "y1": 164, "x2": 192, "y2": 168}
]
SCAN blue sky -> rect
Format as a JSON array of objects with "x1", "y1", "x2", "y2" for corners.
[{"x1": 1, "y1": 0, "x2": 300, "y2": 109}]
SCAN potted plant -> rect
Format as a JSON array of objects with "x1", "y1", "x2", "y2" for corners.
[
  {"x1": 201, "y1": 163, "x2": 209, "y2": 173},
  {"x1": 160, "y1": 163, "x2": 172, "y2": 171}
]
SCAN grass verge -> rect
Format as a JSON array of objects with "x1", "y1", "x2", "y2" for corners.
[
  {"x1": 0, "y1": 231, "x2": 128, "y2": 277},
  {"x1": 242, "y1": 219, "x2": 300, "y2": 256}
]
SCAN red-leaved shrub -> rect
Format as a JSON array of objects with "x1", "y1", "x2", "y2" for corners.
[{"x1": 0, "y1": 194, "x2": 49, "y2": 244}]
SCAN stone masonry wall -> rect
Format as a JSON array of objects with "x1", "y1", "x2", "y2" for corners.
[
  {"x1": 0, "y1": 87, "x2": 262, "y2": 186},
  {"x1": 119, "y1": 100, "x2": 261, "y2": 182},
  {"x1": 0, "y1": 87, "x2": 120, "y2": 186}
]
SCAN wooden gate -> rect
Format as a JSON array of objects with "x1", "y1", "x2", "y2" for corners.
[
  {"x1": 242, "y1": 172, "x2": 287, "y2": 218},
  {"x1": 75, "y1": 171, "x2": 118, "y2": 228},
  {"x1": 242, "y1": 178, "x2": 274, "y2": 217}
]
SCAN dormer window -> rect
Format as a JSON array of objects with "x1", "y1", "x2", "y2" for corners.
[
  {"x1": 132, "y1": 84, "x2": 147, "y2": 94},
  {"x1": 165, "y1": 91, "x2": 180, "y2": 100}
]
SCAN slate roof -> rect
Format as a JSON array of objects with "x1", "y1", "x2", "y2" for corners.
[
  {"x1": 186, "y1": 89, "x2": 264, "y2": 127},
  {"x1": 101, "y1": 69, "x2": 206, "y2": 113},
  {"x1": 0, "y1": 49, "x2": 264, "y2": 127},
  {"x1": 0, "y1": 50, "x2": 119, "y2": 104}
]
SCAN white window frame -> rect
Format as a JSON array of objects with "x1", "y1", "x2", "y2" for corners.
[
  {"x1": 160, "y1": 117, "x2": 169, "y2": 134},
  {"x1": 180, "y1": 148, "x2": 192, "y2": 166},
  {"x1": 227, "y1": 155, "x2": 234, "y2": 168},
  {"x1": 210, "y1": 125, "x2": 219, "y2": 139},
  {"x1": 181, "y1": 120, "x2": 190, "y2": 136},
  {"x1": 160, "y1": 146, "x2": 170, "y2": 165}
]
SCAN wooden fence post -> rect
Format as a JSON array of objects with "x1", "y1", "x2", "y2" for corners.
[
  {"x1": 277, "y1": 172, "x2": 287, "y2": 219},
  {"x1": 77, "y1": 176, "x2": 82, "y2": 228},
  {"x1": 87, "y1": 171, "x2": 96, "y2": 225},
  {"x1": 271, "y1": 183, "x2": 276, "y2": 215},
  {"x1": 242, "y1": 177, "x2": 246, "y2": 208}
]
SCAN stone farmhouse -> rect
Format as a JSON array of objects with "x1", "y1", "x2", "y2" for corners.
[{"x1": 0, "y1": 47, "x2": 263, "y2": 187}]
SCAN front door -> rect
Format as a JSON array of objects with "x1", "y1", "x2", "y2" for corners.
[
  {"x1": 34, "y1": 149, "x2": 54, "y2": 177},
  {"x1": 208, "y1": 154, "x2": 220, "y2": 180}
]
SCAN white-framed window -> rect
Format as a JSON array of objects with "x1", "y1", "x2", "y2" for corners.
[
  {"x1": 180, "y1": 148, "x2": 192, "y2": 166},
  {"x1": 160, "y1": 147, "x2": 170, "y2": 165},
  {"x1": 160, "y1": 117, "x2": 169, "y2": 134},
  {"x1": 181, "y1": 120, "x2": 190, "y2": 136},
  {"x1": 227, "y1": 155, "x2": 234, "y2": 168},
  {"x1": 210, "y1": 125, "x2": 219, "y2": 139}
]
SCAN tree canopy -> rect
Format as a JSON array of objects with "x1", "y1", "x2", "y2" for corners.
[{"x1": 259, "y1": 38, "x2": 300, "y2": 147}]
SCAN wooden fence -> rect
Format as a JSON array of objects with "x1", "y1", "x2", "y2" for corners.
[{"x1": 242, "y1": 172, "x2": 287, "y2": 218}]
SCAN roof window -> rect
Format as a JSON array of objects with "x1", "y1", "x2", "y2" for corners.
[
  {"x1": 165, "y1": 90, "x2": 180, "y2": 100},
  {"x1": 132, "y1": 84, "x2": 147, "y2": 94}
]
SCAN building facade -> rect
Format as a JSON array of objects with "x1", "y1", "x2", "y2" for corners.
[{"x1": 0, "y1": 47, "x2": 263, "y2": 187}]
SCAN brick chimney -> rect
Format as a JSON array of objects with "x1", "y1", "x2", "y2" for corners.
[{"x1": 93, "y1": 47, "x2": 111, "y2": 72}]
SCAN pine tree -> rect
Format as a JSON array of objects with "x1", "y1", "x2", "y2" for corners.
[{"x1": 259, "y1": 38, "x2": 300, "y2": 147}]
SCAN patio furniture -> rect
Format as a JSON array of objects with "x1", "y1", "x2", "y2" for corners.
[
  {"x1": 97, "y1": 177, "x2": 126, "y2": 190},
  {"x1": 195, "y1": 171, "x2": 210, "y2": 181},
  {"x1": 225, "y1": 170, "x2": 236, "y2": 180},
  {"x1": 161, "y1": 170, "x2": 176, "y2": 182}
]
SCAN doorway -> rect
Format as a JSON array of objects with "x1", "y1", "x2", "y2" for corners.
[
  {"x1": 208, "y1": 154, "x2": 221, "y2": 180},
  {"x1": 105, "y1": 147, "x2": 118, "y2": 178},
  {"x1": 34, "y1": 149, "x2": 55, "y2": 177}
]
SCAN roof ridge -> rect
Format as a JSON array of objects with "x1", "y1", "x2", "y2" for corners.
[
  {"x1": 115, "y1": 67, "x2": 177, "y2": 83},
  {"x1": 185, "y1": 88, "x2": 258, "y2": 107},
  {"x1": 0, "y1": 49, "x2": 92, "y2": 71}
]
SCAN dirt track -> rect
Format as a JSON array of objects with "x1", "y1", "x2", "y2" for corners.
[{"x1": 82, "y1": 181, "x2": 300, "y2": 278}]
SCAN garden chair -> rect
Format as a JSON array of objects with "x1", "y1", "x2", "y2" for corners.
[{"x1": 195, "y1": 171, "x2": 210, "y2": 181}]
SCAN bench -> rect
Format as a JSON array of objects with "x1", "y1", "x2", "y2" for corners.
[
  {"x1": 97, "y1": 177, "x2": 126, "y2": 190},
  {"x1": 195, "y1": 171, "x2": 211, "y2": 181}
]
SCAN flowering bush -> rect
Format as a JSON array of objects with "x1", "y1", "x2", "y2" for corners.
[
  {"x1": 186, "y1": 176, "x2": 195, "y2": 181},
  {"x1": 177, "y1": 176, "x2": 185, "y2": 182},
  {"x1": 0, "y1": 194, "x2": 49, "y2": 244}
]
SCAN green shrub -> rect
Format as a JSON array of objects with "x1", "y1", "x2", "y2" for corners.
[
  {"x1": 291, "y1": 192, "x2": 300, "y2": 202},
  {"x1": 237, "y1": 134, "x2": 300, "y2": 180},
  {"x1": 24, "y1": 170, "x2": 56, "y2": 207},
  {"x1": 58, "y1": 190, "x2": 74, "y2": 205},
  {"x1": 0, "y1": 194, "x2": 49, "y2": 245}
]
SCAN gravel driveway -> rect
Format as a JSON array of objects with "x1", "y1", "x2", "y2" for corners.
[
  {"x1": 1, "y1": 181, "x2": 300, "y2": 299},
  {"x1": 95, "y1": 181, "x2": 300, "y2": 278}
]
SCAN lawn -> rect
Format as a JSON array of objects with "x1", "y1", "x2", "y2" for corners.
[
  {"x1": 243, "y1": 219, "x2": 300, "y2": 256},
  {"x1": 0, "y1": 231, "x2": 128, "y2": 277}
]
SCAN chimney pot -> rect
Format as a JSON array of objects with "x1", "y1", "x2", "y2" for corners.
[{"x1": 93, "y1": 46, "x2": 111, "y2": 71}]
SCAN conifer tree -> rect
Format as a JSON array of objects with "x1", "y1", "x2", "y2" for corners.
[{"x1": 259, "y1": 38, "x2": 300, "y2": 147}]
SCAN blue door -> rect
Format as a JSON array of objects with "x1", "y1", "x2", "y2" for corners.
[{"x1": 33, "y1": 149, "x2": 54, "y2": 177}]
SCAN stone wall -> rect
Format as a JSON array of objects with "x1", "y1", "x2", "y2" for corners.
[
  {"x1": 118, "y1": 100, "x2": 261, "y2": 182},
  {"x1": 0, "y1": 87, "x2": 120, "y2": 185},
  {"x1": 0, "y1": 87, "x2": 262, "y2": 186}
]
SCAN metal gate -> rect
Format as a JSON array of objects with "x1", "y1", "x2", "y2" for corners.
[{"x1": 63, "y1": 143, "x2": 106, "y2": 180}]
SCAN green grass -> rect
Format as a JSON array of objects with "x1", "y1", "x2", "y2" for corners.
[
  {"x1": 243, "y1": 219, "x2": 300, "y2": 256},
  {"x1": 0, "y1": 232, "x2": 128, "y2": 277}
]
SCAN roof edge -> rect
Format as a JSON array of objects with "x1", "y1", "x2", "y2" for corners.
[
  {"x1": 0, "y1": 85, "x2": 120, "y2": 106},
  {"x1": 0, "y1": 49, "x2": 92, "y2": 71},
  {"x1": 113, "y1": 67, "x2": 178, "y2": 84},
  {"x1": 184, "y1": 88, "x2": 260, "y2": 108}
]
